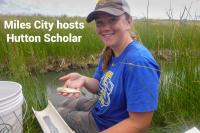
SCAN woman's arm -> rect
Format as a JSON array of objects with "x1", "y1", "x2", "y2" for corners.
[
  {"x1": 100, "y1": 112, "x2": 154, "y2": 133},
  {"x1": 83, "y1": 75, "x2": 99, "y2": 94}
]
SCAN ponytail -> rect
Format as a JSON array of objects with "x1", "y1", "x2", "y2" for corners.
[{"x1": 102, "y1": 46, "x2": 113, "y2": 72}]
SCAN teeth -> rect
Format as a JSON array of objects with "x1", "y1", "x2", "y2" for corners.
[
  {"x1": 105, "y1": 35, "x2": 112, "y2": 37},
  {"x1": 103, "y1": 33, "x2": 114, "y2": 37}
]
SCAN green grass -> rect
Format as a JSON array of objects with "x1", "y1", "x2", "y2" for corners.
[
  {"x1": 0, "y1": 72, "x2": 47, "y2": 132},
  {"x1": 134, "y1": 19, "x2": 200, "y2": 50},
  {"x1": 0, "y1": 15, "x2": 103, "y2": 73},
  {"x1": 0, "y1": 15, "x2": 200, "y2": 132},
  {"x1": 151, "y1": 54, "x2": 200, "y2": 132}
]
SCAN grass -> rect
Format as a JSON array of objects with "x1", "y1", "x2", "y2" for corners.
[
  {"x1": 134, "y1": 19, "x2": 200, "y2": 50},
  {"x1": 0, "y1": 15, "x2": 103, "y2": 73},
  {"x1": 0, "y1": 72, "x2": 47, "y2": 132},
  {"x1": 0, "y1": 15, "x2": 200, "y2": 132},
  {"x1": 150, "y1": 54, "x2": 200, "y2": 132}
]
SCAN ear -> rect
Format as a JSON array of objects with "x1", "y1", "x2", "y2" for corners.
[
  {"x1": 126, "y1": 17, "x2": 132, "y2": 30},
  {"x1": 127, "y1": 17, "x2": 132, "y2": 24}
]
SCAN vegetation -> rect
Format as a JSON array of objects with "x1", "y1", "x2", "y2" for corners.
[{"x1": 0, "y1": 15, "x2": 199, "y2": 132}]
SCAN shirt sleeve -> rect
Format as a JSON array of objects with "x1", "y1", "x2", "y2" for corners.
[
  {"x1": 124, "y1": 60, "x2": 160, "y2": 112},
  {"x1": 93, "y1": 56, "x2": 103, "y2": 81}
]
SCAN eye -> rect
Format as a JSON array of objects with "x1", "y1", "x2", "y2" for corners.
[
  {"x1": 111, "y1": 17, "x2": 117, "y2": 22},
  {"x1": 109, "y1": 17, "x2": 118, "y2": 24},
  {"x1": 95, "y1": 19, "x2": 104, "y2": 27},
  {"x1": 95, "y1": 20, "x2": 103, "y2": 27}
]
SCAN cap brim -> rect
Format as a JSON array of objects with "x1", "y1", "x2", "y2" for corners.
[{"x1": 86, "y1": 7, "x2": 124, "y2": 23}]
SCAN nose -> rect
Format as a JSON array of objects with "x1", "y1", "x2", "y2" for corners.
[{"x1": 100, "y1": 22, "x2": 112, "y2": 31}]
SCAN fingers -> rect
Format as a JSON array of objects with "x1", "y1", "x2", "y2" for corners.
[
  {"x1": 63, "y1": 79, "x2": 83, "y2": 88},
  {"x1": 64, "y1": 80, "x2": 70, "y2": 88},
  {"x1": 59, "y1": 73, "x2": 79, "y2": 81},
  {"x1": 57, "y1": 92, "x2": 70, "y2": 96},
  {"x1": 57, "y1": 92, "x2": 81, "y2": 98},
  {"x1": 59, "y1": 74, "x2": 70, "y2": 81},
  {"x1": 58, "y1": 73, "x2": 82, "y2": 98},
  {"x1": 74, "y1": 92, "x2": 81, "y2": 98}
]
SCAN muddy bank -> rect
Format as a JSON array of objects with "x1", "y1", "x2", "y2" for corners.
[
  {"x1": 7, "y1": 49, "x2": 200, "y2": 74},
  {"x1": 35, "y1": 54, "x2": 99, "y2": 74},
  {"x1": 35, "y1": 50, "x2": 176, "y2": 73}
]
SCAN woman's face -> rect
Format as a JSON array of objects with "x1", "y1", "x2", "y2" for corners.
[{"x1": 95, "y1": 12, "x2": 132, "y2": 49}]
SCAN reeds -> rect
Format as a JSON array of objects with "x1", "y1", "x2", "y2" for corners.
[{"x1": 0, "y1": 15, "x2": 200, "y2": 132}]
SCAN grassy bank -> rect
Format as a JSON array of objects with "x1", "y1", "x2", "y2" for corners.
[{"x1": 0, "y1": 15, "x2": 200, "y2": 132}]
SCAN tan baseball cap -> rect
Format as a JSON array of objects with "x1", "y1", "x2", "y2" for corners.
[{"x1": 86, "y1": 0, "x2": 131, "y2": 23}]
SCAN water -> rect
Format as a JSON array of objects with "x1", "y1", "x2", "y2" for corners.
[
  {"x1": 43, "y1": 68, "x2": 96, "y2": 107},
  {"x1": 40, "y1": 62, "x2": 176, "y2": 106}
]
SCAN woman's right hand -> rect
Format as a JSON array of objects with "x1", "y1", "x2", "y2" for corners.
[{"x1": 59, "y1": 72, "x2": 86, "y2": 98}]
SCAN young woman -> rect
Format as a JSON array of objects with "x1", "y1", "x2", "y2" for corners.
[{"x1": 58, "y1": 0, "x2": 160, "y2": 133}]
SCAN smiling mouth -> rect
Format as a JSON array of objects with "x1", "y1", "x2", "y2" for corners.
[{"x1": 102, "y1": 33, "x2": 114, "y2": 38}]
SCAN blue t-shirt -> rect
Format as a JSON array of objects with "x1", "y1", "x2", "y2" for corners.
[{"x1": 92, "y1": 40, "x2": 160, "y2": 131}]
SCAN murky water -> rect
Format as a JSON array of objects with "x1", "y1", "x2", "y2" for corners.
[
  {"x1": 43, "y1": 68, "x2": 96, "y2": 107},
  {"x1": 2, "y1": 58, "x2": 196, "y2": 109},
  {"x1": 43, "y1": 63, "x2": 174, "y2": 107}
]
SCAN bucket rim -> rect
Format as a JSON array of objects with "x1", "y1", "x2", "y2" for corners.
[
  {"x1": 0, "y1": 92, "x2": 22, "y2": 107},
  {"x1": 0, "y1": 81, "x2": 22, "y2": 101},
  {"x1": 0, "y1": 94, "x2": 23, "y2": 116}
]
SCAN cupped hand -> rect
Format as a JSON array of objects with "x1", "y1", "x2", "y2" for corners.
[{"x1": 58, "y1": 73, "x2": 86, "y2": 98}]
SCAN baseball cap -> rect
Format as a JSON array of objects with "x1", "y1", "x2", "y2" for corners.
[{"x1": 86, "y1": 0, "x2": 131, "y2": 23}]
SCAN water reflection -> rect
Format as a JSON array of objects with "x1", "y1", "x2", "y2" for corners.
[{"x1": 44, "y1": 68, "x2": 96, "y2": 107}]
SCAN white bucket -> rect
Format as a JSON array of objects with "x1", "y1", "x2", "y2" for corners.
[{"x1": 0, "y1": 81, "x2": 24, "y2": 133}]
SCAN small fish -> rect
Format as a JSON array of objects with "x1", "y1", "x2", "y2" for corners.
[{"x1": 56, "y1": 87, "x2": 80, "y2": 93}]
